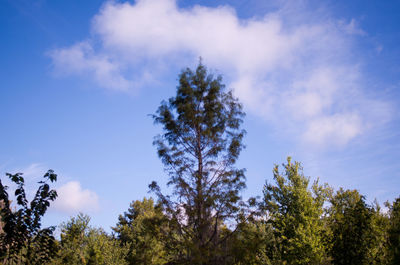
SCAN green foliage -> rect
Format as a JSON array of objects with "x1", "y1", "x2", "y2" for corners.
[
  {"x1": 227, "y1": 219, "x2": 274, "y2": 265},
  {"x1": 85, "y1": 228, "x2": 128, "y2": 265},
  {"x1": 367, "y1": 201, "x2": 390, "y2": 264},
  {"x1": 53, "y1": 213, "x2": 128, "y2": 265},
  {"x1": 56, "y1": 213, "x2": 91, "y2": 264},
  {"x1": 150, "y1": 61, "x2": 247, "y2": 264},
  {"x1": 113, "y1": 198, "x2": 168, "y2": 265},
  {"x1": 0, "y1": 170, "x2": 58, "y2": 264},
  {"x1": 263, "y1": 157, "x2": 331, "y2": 265},
  {"x1": 327, "y1": 189, "x2": 375, "y2": 265},
  {"x1": 387, "y1": 197, "x2": 400, "y2": 265},
  {"x1": 1, "y1": 159, "x2": 399, "y2": 265}
]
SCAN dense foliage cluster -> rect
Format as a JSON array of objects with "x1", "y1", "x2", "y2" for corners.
[
  {"x1": 1, "y1": 63, "x2": 399, "y2": 264},
  {"x1": 0, "y1": 171, "x2": 58, "y2": 264}
]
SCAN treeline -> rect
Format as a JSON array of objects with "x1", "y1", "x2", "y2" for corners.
[
  {"x1": 56, "y1": 163, "x2": 400, "y2": 265},
  {"x1": 1, "y1": 62, "x2": 399, "y2": 264},
  {"x1": 0, "y1": 162, "x2": 399, "y2": 265}
]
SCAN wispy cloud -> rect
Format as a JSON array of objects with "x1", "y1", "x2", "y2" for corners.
[
  {"x1": 1, "y1": 163, "x2": 49, "y2": 201},
  {"x1": 49, "y1": 41, "x2": 132, "y2": 91},
  {"x1": 339, "y1": 18, "x2": 366, "y2": 36},
  {"x1": 17, "y1": 163, "x2": 47, "y2": 180},
  {"x1": 49, "y1": 0, "x2": 392, "y2": 147}
]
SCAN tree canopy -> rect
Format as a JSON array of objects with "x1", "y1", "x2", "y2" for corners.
[{"x1": 263, "y1": 157, "x2": 331, "y2": 264}]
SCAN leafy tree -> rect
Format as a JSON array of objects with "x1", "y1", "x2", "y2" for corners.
[
  {"x1": 227, "y1": 218, "x2": 274, "y2": 265},
  {"x1": 263, "y1": 157, "x2": 331, "y2": 265},
  {"x1": 54, "y1": 213, "x2": 128, "y2": 265},
  {"x1": 149, "y1": 61, "x2": 247, "y2": 264},
  {"x1": 85, "y1": 228, "x2": 128, "y2": 265},
  {"x1": 0, "y1": 170, "x2": 58, "y2": 264},
  {"x1": 113, "y1": 198, "x2": 168, "y2": 264},
  {"x1": 327, "y1": 188, "x2": 374, "y2": 265},
  {"x1": 387, "y1": 197, "x2": 400, "y2": 265},
  {"x1": 367, "y1": 201, "x2": 390, "y2": 264},
  {"x1": 56, "y1": 213, "x2": 91, "y2": 264}
]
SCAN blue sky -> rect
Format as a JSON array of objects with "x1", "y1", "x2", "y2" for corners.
[{"x1": 1, "y1": 0, "x2": 399, "y2": 230}]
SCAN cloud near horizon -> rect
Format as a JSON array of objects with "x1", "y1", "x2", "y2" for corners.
[
  {"x1": 2, "y1": 163, "x2": 100, "y2": 214},
  {"x1": 49, "y1": 0, "x2": 391, "y2": 147},
  {"x1": 52, "y1": 181, "x2": 100, "y2": 214}
]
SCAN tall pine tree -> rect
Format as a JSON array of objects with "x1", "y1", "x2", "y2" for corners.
[{"x1": 150, "y1": 61, "x2": 246, "y2": 264}]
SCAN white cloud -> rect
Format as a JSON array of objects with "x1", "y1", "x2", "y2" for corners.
[
  {"x1": 49, "y1": 0, "x2": 391, "y2": 147},
  {"x1": 49, "y1": 42, "x2": 132, "y2": 91},
  {"x1": 303, "y1": 113, "x2": 363, "y2": 146},
  {"x1": 2, "y1": 164, "x2": 99, "y2": 214},
  {"x1": 52, "y1": 181, "x2": 99, "y2": 214}
]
